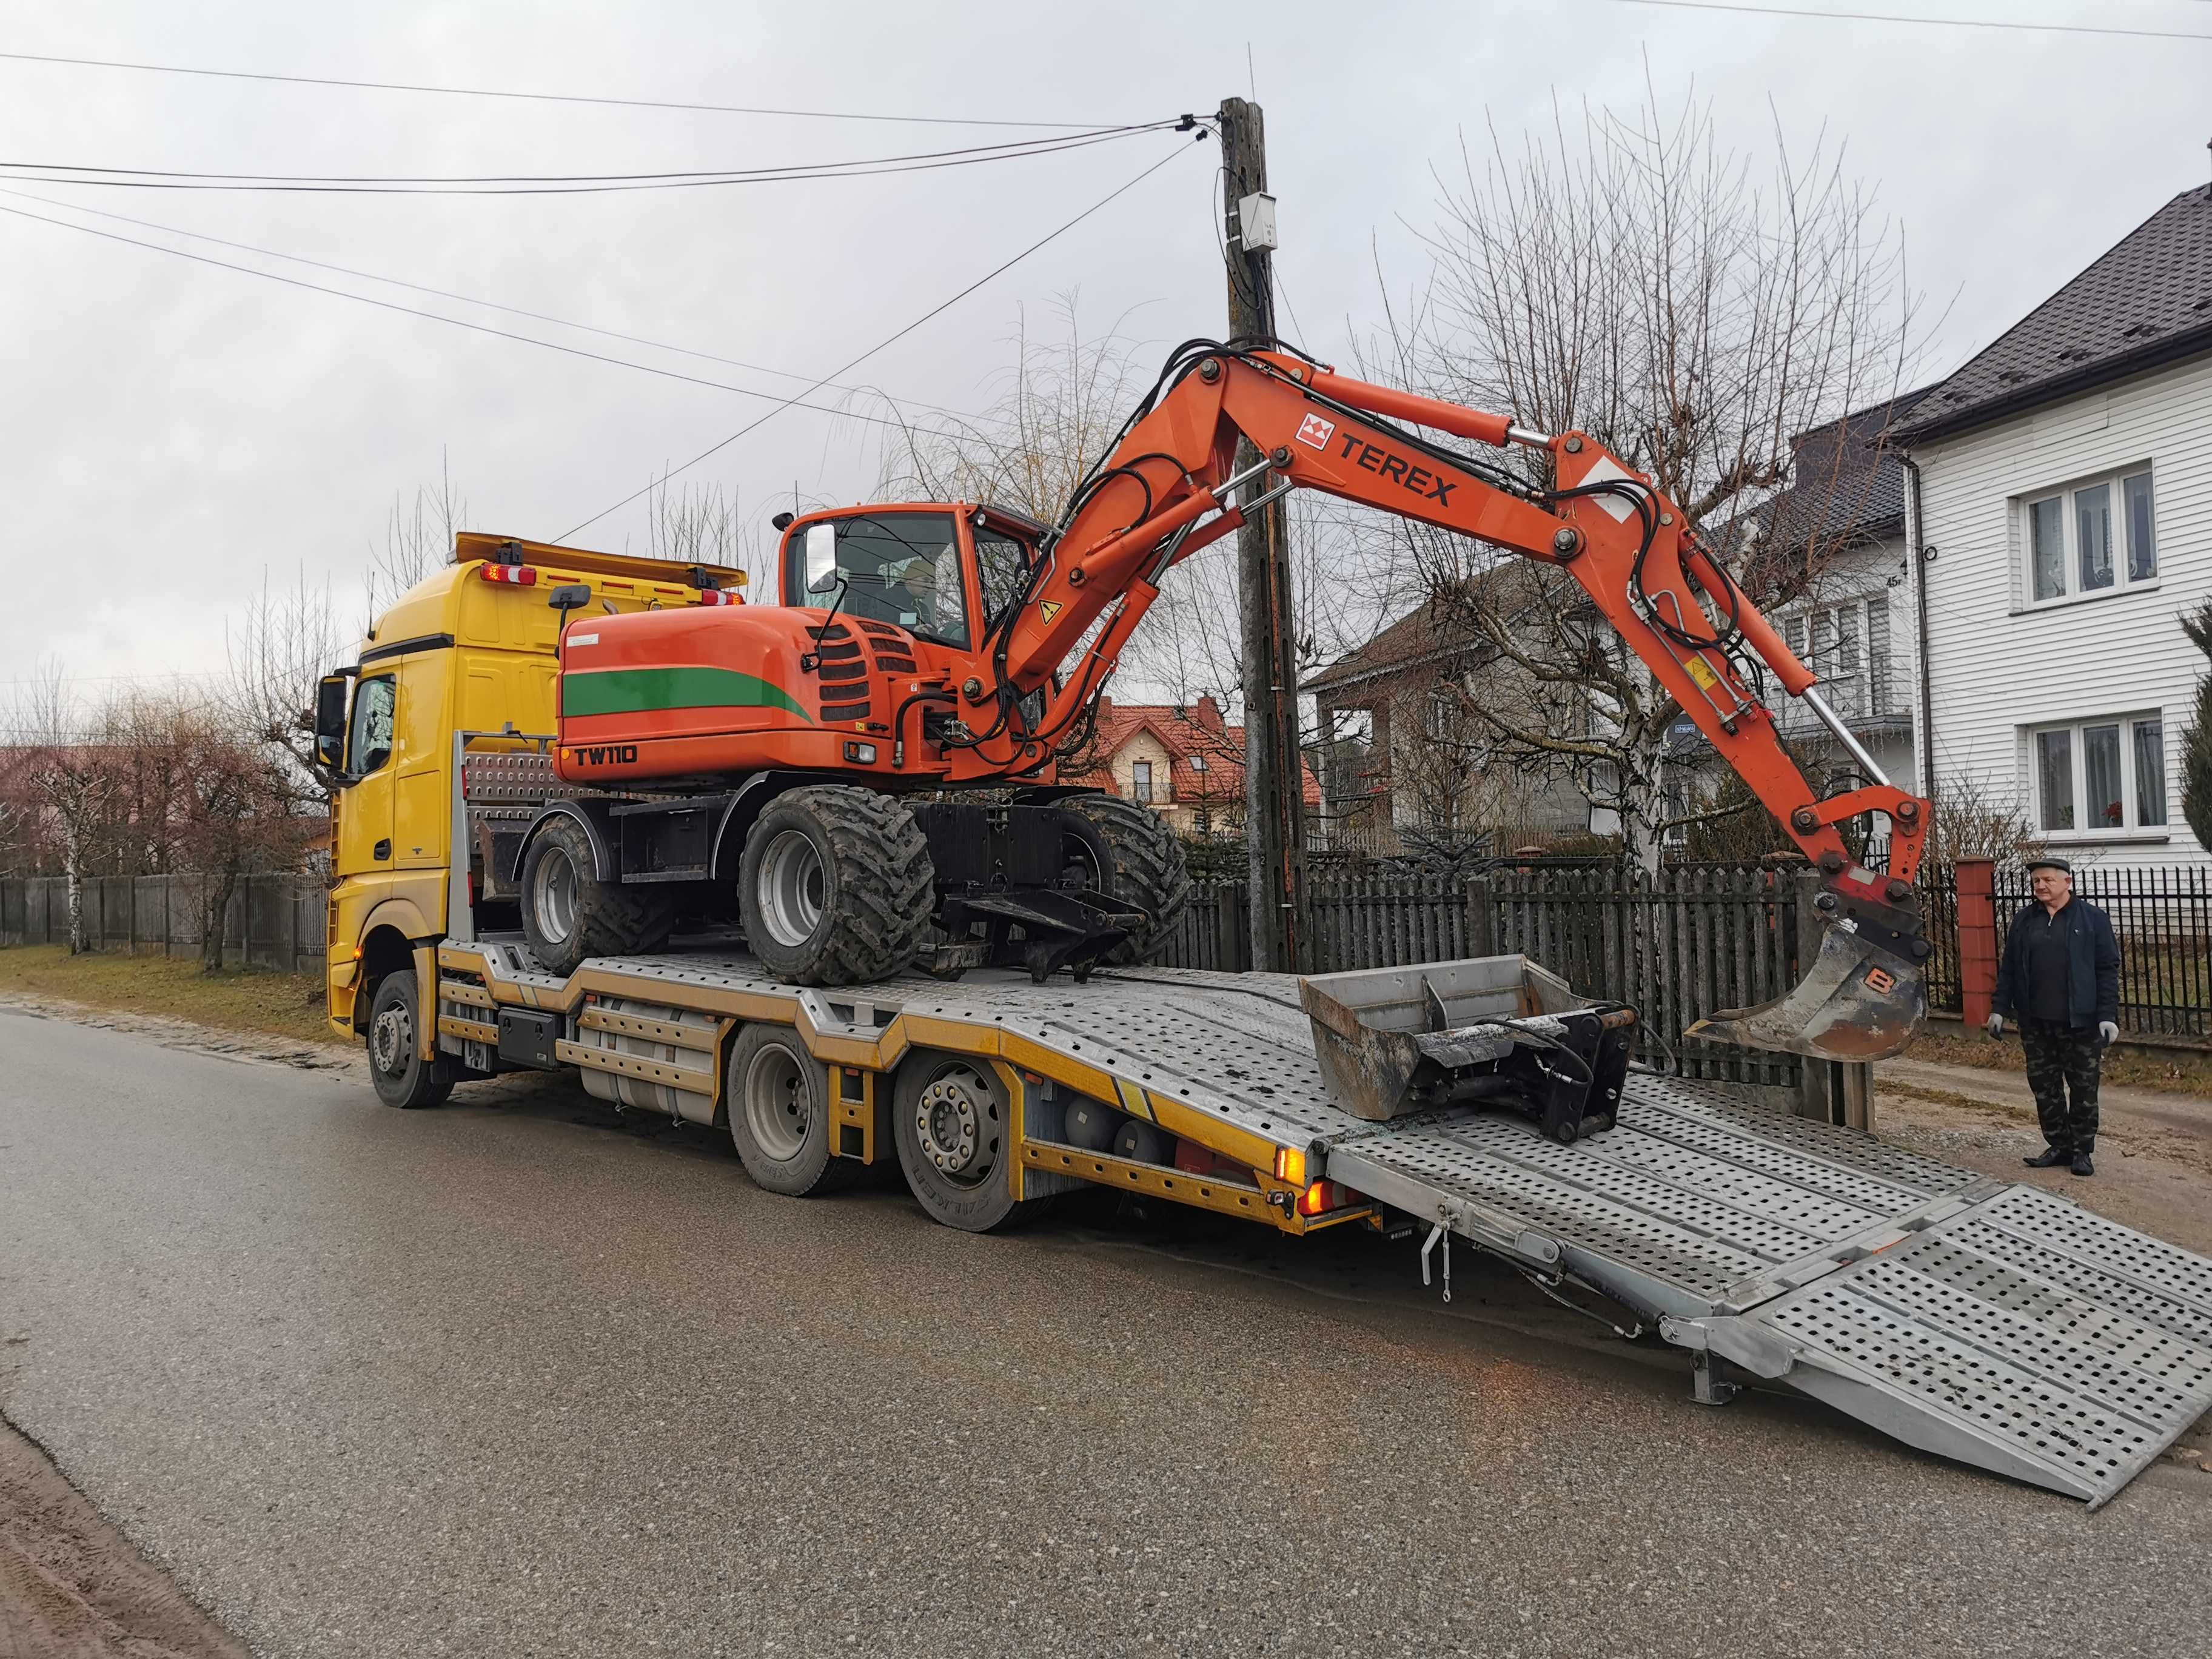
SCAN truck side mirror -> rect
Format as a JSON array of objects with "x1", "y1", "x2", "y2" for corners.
[
  {"x1": 313, "y1": 675, "x2": 349, "y2": 768},
  {"x1": 547, "y1": 583, "x2": 592, "y2": 612},
  {"x1": 803, "y1": 521, "x2": 840, "y2": 594}
]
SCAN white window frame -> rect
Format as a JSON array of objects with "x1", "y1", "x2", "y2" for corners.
[
  {"x1": 2025, "y1": 711, "x2": 2169, "y2": 841},
  {"x1": 2018, "y1": 464, "x2": 2157, "y2": 608},
  {"x1": 1777, "y1": 594, "x2": 1893, "y2": 724},
  {"x1": 1130, "y1": 759, "x2": 1156, "y2": 805}
]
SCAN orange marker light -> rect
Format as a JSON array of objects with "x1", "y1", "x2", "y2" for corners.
[{"x1": 1273, "y1": 1147, "x2": 1307, "y2": 1187}]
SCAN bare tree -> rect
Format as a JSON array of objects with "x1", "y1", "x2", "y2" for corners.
[
  {"x1": 224, "y1": 567, "x2": 343, "y2": 809},
  {"x1": 4, "y1": 665, "x2": 117, "y2": 952},
  {"x1": 365, "y1": 449, "x2": 467, "y2": 619},
  {"x1": 637, "y1": 476, "x2": 777, "y2": 594},
  {"x1": 1372, "y1": 86, "x2": 1920, "y2": 866}
]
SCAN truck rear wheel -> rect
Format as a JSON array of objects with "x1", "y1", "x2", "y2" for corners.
[
  {"x1": 739, "y1": 786, "x2": 933, "y2": 986},
  {"x1": 519, "y1": 814, "x2": 675, "y2": 975},
  {"x1": 724, "y1": 1024, "x2": 856, "y2": 1197},
  {"x1": 1058, "y1": 793, "x2": 1191, "y2": 965},
  {"x1": 366, "y1": 972, "x2": 455, "y2": 1109},
  {"x1": 891, "y1": 1050, "x2": 1047, "y2": 1232}
]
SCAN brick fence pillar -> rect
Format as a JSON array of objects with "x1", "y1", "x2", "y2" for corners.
[{"x1": 1956, "y1": 857, "x2": 1999, "y2": 1026}]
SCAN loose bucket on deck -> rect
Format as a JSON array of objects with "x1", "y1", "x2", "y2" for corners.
[{"x1": 1299, "y1": 956, "x2": 1634, "y2": 1139}]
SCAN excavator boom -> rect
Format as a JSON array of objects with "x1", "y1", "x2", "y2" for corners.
[{"x1": 963, "y1": 341, "x2": 1930, "y2": 1061}]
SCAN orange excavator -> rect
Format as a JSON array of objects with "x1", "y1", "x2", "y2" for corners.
[{"x1": 517, "y1": 338, "x2": 1929, "y2": 1060}]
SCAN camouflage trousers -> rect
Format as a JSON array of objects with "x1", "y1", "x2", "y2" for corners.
[{"x1": 2020, "y1": 1020, "x2": 2102, "y2": 1153}]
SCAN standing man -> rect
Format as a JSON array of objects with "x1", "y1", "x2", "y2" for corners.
[{"x1": 1986, "y1": 857, "x2": 2120, "y2": 1176}]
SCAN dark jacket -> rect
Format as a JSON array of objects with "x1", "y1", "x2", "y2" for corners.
[{"x1": 1992, "y1": 897, "x2": 2120, "y2": 1028}]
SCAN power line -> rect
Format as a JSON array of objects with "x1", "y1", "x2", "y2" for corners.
[
  {"x1": 1587, "y1": 0, "x2": 2212, "y2": 42},
  {"x1": 0, "y1": 48, "x2": 1133, "y2": 129},
  {"x1": 0, "y1": 197, "x2": 1027, "y2": 451},
  {"x1": 0, "y1": 185, "x2": 977, "y2": 423},
  {"x1": 558, "y1": 132, "x2": 1209, "y2": 540},
  {"x1": 0, "y1": 123, "x2": 1182, "y2": 196}
]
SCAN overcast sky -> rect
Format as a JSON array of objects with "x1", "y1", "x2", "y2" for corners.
[{"x1": 2, "y1": 0, "x2": 2208, "y2": 703}]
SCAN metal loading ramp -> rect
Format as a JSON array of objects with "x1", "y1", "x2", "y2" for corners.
[{"x1": 447, "y1": 947, "x2": 2212, "y2": 1504}]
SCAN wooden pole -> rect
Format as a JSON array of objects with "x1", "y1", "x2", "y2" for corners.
[{"x1": 1218, "y1": 96, "x2": 1307, "y2": 973}]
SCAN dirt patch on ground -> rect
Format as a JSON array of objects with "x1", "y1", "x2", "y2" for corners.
[
  {"x1": 1877, "y1": 1056, "x2": 2212, "y2": 1255},
  {"x1": 1907, "y1": 1025, "x2": 2212, "y2": 1096},
  {"x1": 0, "y1": 1413, "x2": 247, "y2": 1658}
]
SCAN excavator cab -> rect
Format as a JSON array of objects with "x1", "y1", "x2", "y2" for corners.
[{"x1": 776, "y1": 504, "x2": 1047, "y2": 650}]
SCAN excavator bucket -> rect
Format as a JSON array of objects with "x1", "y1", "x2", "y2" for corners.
[{"x1": 1686, "y1": 903, "x2": 1928, "y2": 1062}]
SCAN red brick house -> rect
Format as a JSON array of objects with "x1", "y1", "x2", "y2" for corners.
[{"x1": 1064, "y1": 694, "x2": 1320, "y2": 834}]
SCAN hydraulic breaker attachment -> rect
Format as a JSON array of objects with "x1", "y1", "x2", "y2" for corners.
[
  {"x1": 1301, "y1": 956, "x2": 1635, "y2": 1139},
  {"x1": 1687, "y1": 875, "x2": 1929, "y2": 1061}
]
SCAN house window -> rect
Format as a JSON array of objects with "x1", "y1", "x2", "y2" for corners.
[
  {"x1": 2030, "y1": 714, "x2": 2167, "y2": 835},
  {"x1": 2022, "y1": 467, "x2": 2155, "y2": 603},
  {"x1": 1189, "y1": 754, "x2": 1208, "y2": 772},
  {"x1": 1131, "y1": 760, "x2": 1155, "y2": 804},
  {"x1": 1778, "y1": 595, "x2": 1891, "y2": 722}
]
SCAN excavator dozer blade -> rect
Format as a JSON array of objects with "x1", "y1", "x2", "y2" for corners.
[{"x1": 1686, "y1": 921, "x2": 1926, "y2": 1061}]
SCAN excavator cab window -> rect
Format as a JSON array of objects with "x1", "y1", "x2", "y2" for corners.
[
  {"x1": 975, "y1": 529, "x2": 1034, "y2": 634},
  {"x1": 783, "y1": 512, "x2": 970, "y2": 648}
]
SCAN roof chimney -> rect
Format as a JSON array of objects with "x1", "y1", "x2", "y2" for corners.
[{"x1": 1195, "y1": 693, "x2": 1224, "y2": 729}]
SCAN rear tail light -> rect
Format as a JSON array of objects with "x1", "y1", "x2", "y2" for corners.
[
  {"x1": 480, "y1": 563, "x2": 538, "y2": 585},
  {"x1": 1297, "y1": 1179, "x2": 1355, "y2": 1216}
]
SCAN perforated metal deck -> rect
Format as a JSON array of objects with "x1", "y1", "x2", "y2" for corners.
[{"x1": 447, "y1": 941, "x2": 2212, "y2": 1504}]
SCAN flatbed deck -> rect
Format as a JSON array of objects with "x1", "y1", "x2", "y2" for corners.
[{"x1": 434, "y1": 938, "x2": 2212, "y2": 1506}]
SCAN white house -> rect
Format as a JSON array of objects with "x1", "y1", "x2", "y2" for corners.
[{"x1": 1899, "y1": 182, "x2": 2212, "y2": 868}]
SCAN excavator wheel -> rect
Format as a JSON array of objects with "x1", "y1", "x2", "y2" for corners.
[
  {"x1": 739, "y1": 786, "x2": 934, "y2": 986},
  {"x1": 1057, "y1": 793, "x2": 1191, "y2": 965},
  {"x1": 518, "y1": 814, "x2": 677, "y2": 976}
]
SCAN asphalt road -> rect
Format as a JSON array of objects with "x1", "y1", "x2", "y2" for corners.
[{"x1": 2, "y1": 1007, "x2": 2209, "y2": 1659}]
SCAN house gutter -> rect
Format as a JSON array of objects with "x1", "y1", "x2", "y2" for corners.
[{"x1": 1900, "y1": 452, "x2": 1936, "y2": 801}]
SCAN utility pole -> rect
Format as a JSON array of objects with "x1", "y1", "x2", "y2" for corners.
[{"x1": 1218, "y1": 96, "x2": 1307, "y2": 974}]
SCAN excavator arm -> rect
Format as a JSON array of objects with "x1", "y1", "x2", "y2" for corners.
[{"x1": 969, "y1": 342, "x2": 1929, "y2": 1060}]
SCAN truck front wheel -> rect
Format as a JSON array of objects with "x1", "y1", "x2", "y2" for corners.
[
  {"x1": 519, "y1": 814, "x2": 675, "y2": 975},
  {"x1": 366, "y1": 972, "x2": 455, "y2": 1109}
]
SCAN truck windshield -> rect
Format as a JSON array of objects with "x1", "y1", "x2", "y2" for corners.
[{"x1": 790, "y1": 512, "x2": 968, "y2": 648}]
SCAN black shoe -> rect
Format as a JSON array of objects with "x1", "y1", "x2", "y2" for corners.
[
  {"x1": 2071, "y1": 1152, "x2": 2094, "y2": 1178},
  {"x1": 2024, "y1": 1146, "x2": 2072, "y2": 1168}
]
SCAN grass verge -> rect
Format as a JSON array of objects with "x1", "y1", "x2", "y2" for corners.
[
  {"x1": 0, "y1": 943, "x2": 338, "y2": 1048},
  {"x1": 1907, "y1": 1027, "x2": 2212, "y2": 1096}
]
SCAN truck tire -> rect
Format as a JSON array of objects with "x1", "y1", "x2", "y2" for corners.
[
  {"x1": 366, "y1": 971, "x2": 456, "y2": 1109},
  {"x1": 519, "y1": 813, "x2": 675, "y2": 976},
  {"x1": 724, "y1": 1024, "x2": 856, "y2": 1197},
  {"x1": 1058, "y1": 793, "x2": 1191, "y2": 965},
  {"x1": 891, "y1": 1050, "x2": 1048, "y2": 1232},
  {"x1": 739, "y1": 786, "x2": 933, "y2": 986}
]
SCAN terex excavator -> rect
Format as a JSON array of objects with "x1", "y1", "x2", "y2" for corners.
[{"x1": 515, "y1": 338, "x2": 1931, "y2": 1059}]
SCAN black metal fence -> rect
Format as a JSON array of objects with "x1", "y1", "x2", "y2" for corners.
[
  {"x1": 1919, "y1": 862, "x2": 2212, "y2": 1040},
  {"x1": 1156, "y1": 866, "x2": 1808, "y2": 1090}
]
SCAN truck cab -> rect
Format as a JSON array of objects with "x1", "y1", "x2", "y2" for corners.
[{"x1": 315, "y1": 533, "x2": 743, "y2": 1046}]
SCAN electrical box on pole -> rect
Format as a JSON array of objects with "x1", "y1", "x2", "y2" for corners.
[{"x1": 1217, "y1": 98, "x2": 1307, "y2": 973}]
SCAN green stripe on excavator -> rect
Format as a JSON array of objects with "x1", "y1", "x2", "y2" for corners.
[{"x1": 561, "y1": 666, "x2": 809, "y2": 720}]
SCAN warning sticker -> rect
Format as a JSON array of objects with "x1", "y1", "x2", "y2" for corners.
[
  {"x1": 1683, "y1": 655, "x2": 1720, "y2": 690},
  {"x1": 1039, "y1": 600, "x2": 1062, "y2": 623}
]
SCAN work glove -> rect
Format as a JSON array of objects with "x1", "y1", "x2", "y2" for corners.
[
  {"x1": 2097, "y1": 1021, "x2": 2119, "y2": 1048},
  {"x1": 1985, "y1": 1011, "x2": 2005, "y2": 1039}
]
